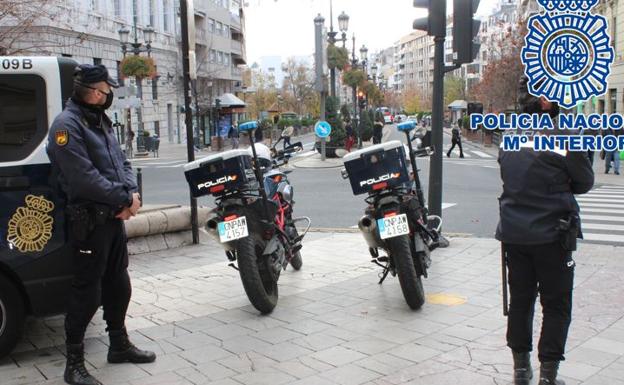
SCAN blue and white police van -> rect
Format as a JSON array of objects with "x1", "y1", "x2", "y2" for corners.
[{"x1": 0, "y1": 57, "x2": 78, "y2": 357}]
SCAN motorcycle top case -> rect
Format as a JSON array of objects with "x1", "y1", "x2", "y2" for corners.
[
  {"x1": 343, "y1": 140, "x2": 410, "y2": 195},
  {"x1": 184, "y1": 149, "x2": 256, "y2": 197}
]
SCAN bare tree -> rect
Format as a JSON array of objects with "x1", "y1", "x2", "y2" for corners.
[
  {"x1": 280, "y1": 57, "x2": 315, "y2": 116},
  {"x1": 0, "y1": 0, "x2": 87, "y2": 55}
]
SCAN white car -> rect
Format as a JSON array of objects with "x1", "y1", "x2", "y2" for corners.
[
  {"x1": 383, "y1": 114, "x2": 393, "y2": 124},
  {"x1": 395, "y1": 114, "x2": 407, "y2": 123}
]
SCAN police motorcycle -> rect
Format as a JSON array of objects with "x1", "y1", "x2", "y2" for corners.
[
  {"x1": 341, "y1": 121, "x2": 441, "y2": 309},
  {"x1": 184, "y1": 121, "x2": 310, "y2": 314},
  {"x1": 0, "y1": 57, "x2": 81, "y2": 358}
]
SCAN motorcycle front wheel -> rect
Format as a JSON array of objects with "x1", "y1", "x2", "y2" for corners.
[
  {"x1": 236, "y1": 236, "x2": 278, "y2": 314},
  {"x1": 386, "y1": 235, "x2": 425, "y2": 310}
]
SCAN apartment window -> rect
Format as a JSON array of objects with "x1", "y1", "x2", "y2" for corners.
[
  {"x1": 208, "y1": 19, "x2": 215, "y2": 33},
  {"x1": 152, "y1": 67, "x2": 158, "y2": 100},
  {"x1": 610, "y1": 88, "x2": 617, "y2": 113},
  {"x1": 209, "y1": 49, "x2": 216, "y2": 62},
  {"x1": 163, "y1": 0, "x2": 170, "y2": 31},
  {"x1": 90, "y1": 0, "x2": 97, "y2": 11},
  {"x1": 224, "y1": 53, "x2": 230, "y2": 66},
  {"x1": 218, "y1": 51, "x2": 224, "y2": 64},
  {"x1": 216, "y1": 21, "x2": 223, "y2": 35},
  {"x1": 224, "y1": 26, "x2": 230, "y2": 38},
  {"x1": 114, "y1": 0, "x2": 122, "y2": 17},
  {"x1": 93, "y1": 58, "x2": 102, "y2": 65},
  {"x1": 149, "y1": 0, "x2": 156, "y2": 28}
]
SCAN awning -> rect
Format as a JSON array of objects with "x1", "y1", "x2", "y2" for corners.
[
  {"x1": 214, "y1": 93, "x2": 246, "y2": 108},
  {"x1": 447, "y1": 100, "x2": 468, "y2": 110}
]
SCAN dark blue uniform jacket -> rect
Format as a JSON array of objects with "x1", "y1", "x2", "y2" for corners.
[
  {"x1": 496, "y1": 146, "x2": 594, "y2": 245},
  {"x1": 46, "y1": 98, "x2": 136, "y2": 209}
]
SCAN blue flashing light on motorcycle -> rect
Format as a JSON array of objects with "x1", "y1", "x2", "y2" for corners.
[
  {"x1": 239, "y1": 121, "x2": 258, "y2": 132},
  {"x1": 397, "y1": 121, "x2": 417, "y2": 132}
]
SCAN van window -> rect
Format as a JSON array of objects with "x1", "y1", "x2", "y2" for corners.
[{"x1": 0, "y1": 74, "x2": 47, "y2": 162}]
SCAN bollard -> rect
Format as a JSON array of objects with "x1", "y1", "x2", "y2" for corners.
[{"x1": 137, "y1": 167, "x2": 143, "y2": 207}]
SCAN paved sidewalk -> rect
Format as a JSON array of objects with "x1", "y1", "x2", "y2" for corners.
[{"x1": 2, "y1": 233, "x2": 623, "y2": 385}]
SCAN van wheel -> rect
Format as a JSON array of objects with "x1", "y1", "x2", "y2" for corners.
[{"x1": 0, "y1": 275, "x2": 25, "y2": 359}]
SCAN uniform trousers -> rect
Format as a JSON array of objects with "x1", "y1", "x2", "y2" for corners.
[
  {"x1": 65, "y1": 218, "x2": 131, "y2": 344},
  {"x1": 504, "y1": 242, "x2": 575, "y2": 362}
]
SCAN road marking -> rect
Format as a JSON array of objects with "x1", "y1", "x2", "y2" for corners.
[
  {"x1": 442, "y1": 203, "x2": 457, "y2": 209},
  {"x1": 131, "y1": 160, "x2": 185, "y2": 166},
  {"x1": 580, "y1": 207, "x2": 624, "y2": 215},
  {"x1": 581, "y1": 214, "x2": 624, "y2": 223},
  {"x1": 471, "y1": 150, "x2": 493, "y2": 158},
  {"x1": 583, "y1": 223, "x2": 624, "y2": 232},
  {"x1": 580, "y1": 202, "x2": 624, "y2": 209},
  {"x1": 577, "y1": 197, "x2": 623, "y2": 204},
  {"x1": 582, "y1": 233, "x2": 624, "y2": 244}
]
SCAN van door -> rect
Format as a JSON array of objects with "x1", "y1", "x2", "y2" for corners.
[{"x1": 0, "y1": 60, "x2": 74, "y2": 317}]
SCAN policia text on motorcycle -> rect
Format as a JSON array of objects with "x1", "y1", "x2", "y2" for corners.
[
  {"x1": 47, "y1": 64, "x2": 156, "y2": 385},
  {"x1": 497, "y1": 76, "x2": 594, "y2": 385}
]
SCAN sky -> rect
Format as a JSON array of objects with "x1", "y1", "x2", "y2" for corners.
[{"x1": 244, "y1": 0, "x2": 501, "y2": 65}]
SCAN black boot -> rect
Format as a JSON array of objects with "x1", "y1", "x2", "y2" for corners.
[
  {"x1": 512, "y1": 351, "x2": 532, "y2": 385},
  {"x1": 107, "y1": 328, "x2": 156, "y2": 364},
  {"x1": 539, "y1": 361, "x2": 566, "y2": 385},
  {"x1": 64, "y1": 343, "x2": 102, "y2": 385}
]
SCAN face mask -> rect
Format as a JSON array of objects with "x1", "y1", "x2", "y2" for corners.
[{"x1": 101, "y1": 90, "x2": 114, "y2": 110}]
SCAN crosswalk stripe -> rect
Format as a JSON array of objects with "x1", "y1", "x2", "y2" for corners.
[
  {"x1": 581, "y1": 192, "x2": 624, "y2": 198},
  {"x1": 581, "y1": 214, "x2": 624, "y2": 223},
  {"x1": 582, "y1": 233, "x2": 624, "y2": 243},
  {"x1": 579, "y1": 203, "x2": 624, "y2": 209},
  {"x1": 583, "y1": 223, "x2": 624, "y2": 232},
  {"x1": 580, "y1": 208, "x2": 624, "y2": 215},
  {"x1": 596, "y1": 185, "x2": 624, "y2": 189},
  {"x1": 577, "y1": 197, "x2": 623, "y2": 204},
  {"x1": 471, "y1": 150, "x2": 493, "y2": 158}
]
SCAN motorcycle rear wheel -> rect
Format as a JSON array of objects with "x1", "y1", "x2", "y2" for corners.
[
  {"x1": 386, "y1": 235, "x2": 425, "y2": 310},
  {"x1": 237, "y1": 237, "x2": 278, "y2": 314}
]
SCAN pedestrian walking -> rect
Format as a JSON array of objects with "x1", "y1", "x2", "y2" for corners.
[
  {"x1": 47, "y1": 64, "x2": 156, "y2": 385},
  {"x1": 281, "y1": 125, "x2": 294, "y2": 149},
  {"x1": 446, "y1": 122, "x2": 464, "y2": 158},
  {"x1": 497, "y1": 76, "x2": 594, "y2": 385},
  {"x1": 254, "y1": 124, "x2": 264, "y2": 143},
  {"x1": 345, "y1": 122, "x2": 355, "y2": 152},
  {"x1": 373, "y1": 119, "x2": 383, "y2": 144},
  {"x1": 604, "y1": 128, "x2": 621, "y2": 175},
  {"x1": 125, "y1": 127, "x2": 134, "y2": 159},
  {"x1": 229, "y1": 123, "x2": 239, "y2": 149}
]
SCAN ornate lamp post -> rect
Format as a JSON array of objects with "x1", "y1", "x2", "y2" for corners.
[
  {"x1": 118, "y1": 0, "x2": 154, "y2": 155},
  {"x1": 325, "y1": 0, "x2": 348, "y2": 99}
]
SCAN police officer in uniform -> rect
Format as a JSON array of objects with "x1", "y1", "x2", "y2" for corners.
[
  {"x1": 497, "y1": 76, "x2": 594, "y2": 385},
  {"x1": 47, "y1": 64, "x2": 156, "y2": 385}
]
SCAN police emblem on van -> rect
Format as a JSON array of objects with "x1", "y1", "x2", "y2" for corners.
[
  {"x1": 7, "y1": 195, "x2": 55, "y2": 253},
  {"x1": 197, "y1": 175, "x2": 238, "y2": 190},
  {"x1": 359, "y1": 173, "x2": 401, "y2": 187},
  {"x1": 55, "y1": 129, "x2": 68, "y2": 146}
]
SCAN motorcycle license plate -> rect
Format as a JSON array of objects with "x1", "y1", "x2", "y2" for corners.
[
  {"x1": 218, "y1": 216, "x2": 249, "y2": 242},
  {"x1": 377, "y1": 214, "x2": 409, "y2": 239}
]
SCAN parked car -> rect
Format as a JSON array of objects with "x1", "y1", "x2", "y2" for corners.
[
  {"x1": 395, "y1": 114, "x2": 408, "y2": 123},
  {"x1": 377, "y1": 107, "x2": 394, "y2": 124}
]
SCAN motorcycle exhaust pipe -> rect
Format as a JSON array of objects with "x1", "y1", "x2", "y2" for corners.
[
  {"x1": 206, "y1": 218, "x2": 235, "y2": 252},
  {"x1": 357, "y1": 215, "x2": 383, "y2": 250}
]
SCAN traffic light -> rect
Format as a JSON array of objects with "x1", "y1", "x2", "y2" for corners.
[
  {"x1": 357, "y1": 91, "x2": 366, "y2": 109},
  {"x1": 453, "y1": 0, "x2": 481, "y2": 64},
  {"x1": 413, "y1": 0, "x2": 446, "y2": 37}
]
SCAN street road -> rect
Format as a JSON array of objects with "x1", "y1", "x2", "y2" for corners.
[{"x1": 135, "y1": 125, "x2": 624, "y2": 245}]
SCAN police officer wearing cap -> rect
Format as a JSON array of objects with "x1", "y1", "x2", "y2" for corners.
[
  {"x1": 47, "y1": 64, "x2": 156, "y2": 385},
  {"x1": 497, "y1": 76, "x2": 594, "y2": 385}
]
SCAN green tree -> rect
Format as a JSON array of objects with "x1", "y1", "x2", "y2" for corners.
[
  {"x1": 327, "y1": 46, "x2": 350, "y2": 70},
  {"x1": 342, "y1": 69, "x2": 366, "y2": 89},
  {"x1": 444, "y1": 75, "x2": 466, "y2": 107},
  {"x1": 359, "y1": 110, "x2": 373, "y2": 142},
  {"x1": 326, "y1": 96, "x2": 345, "y2": 146},
  {"x1": 340, "y1": 104, "x2": 351, "y2": 123}
]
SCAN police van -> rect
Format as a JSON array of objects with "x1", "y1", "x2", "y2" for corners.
[{"x1": 0, "y1": 57, "x2": 78, "y2": 357}]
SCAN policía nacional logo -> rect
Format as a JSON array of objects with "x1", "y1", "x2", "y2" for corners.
[
  {"x1": 7, "y1": 195, "x2": 55, "y2": 253},
  {"x1": 521, "y1": 0, "x2": 614, "y2": 109}
]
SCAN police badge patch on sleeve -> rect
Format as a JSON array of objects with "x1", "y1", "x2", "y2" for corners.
[{"x1": 55, "y1": 129, "x2": 69, "y2": 146}]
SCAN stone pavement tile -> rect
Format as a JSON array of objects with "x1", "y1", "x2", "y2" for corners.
[
  {"x1": 204, "y1": 379, "x2": 244, "y2": 385},
  {"x1": 10, "y1": 346, "x2": 65, "y2": 367},
  {"x1": 311, "y1": 346, "x2": 369, "y2": 367},
  {"x1": 291, "y1": 332, "x2": 345, "y2": 351},
  {"x1": 289, "y1": 375, "x2": 339, "y2": 385},
  {"x1": 582, "y1": 374, "x2": 624, "y2": 385},
  {"x1": 388, "y1": 343, "x2": 443, "y2": 363},
  {"x1": 255, "y1": 341, "x2": 315, "y2": 362},
  {"x1": 413, "y1": 333, "x2": 470, "y2": 353},
  {"x1": 353, "y1": 353, "x2": 415, "y2": 376},
  {"x1": 128, "y1": 371, "x2": 195, "y2": 385},
  {"x1": 323, "y1": 326, "x2": 367, "y2": 342},
  {"x1": 202, "y1": 323, "x2": 255, "y2": 341},
  {"x1": 178, "y1": 303, "x2": 226, "y2": 318},
  {"x1": 164, "y1": 330, "x2": 220, "y2": 350},
  {"x1": 139, "y1": 353, "x2": 195, "y2": 375},
  {"x1": 253, "y1": 326, "x2": 305, "y2": 344},
  {"x1": 231, "y1": 367, "x2": 297, "y2": 385},
  {"x1": 271, "y1": 359, "x2": 321, "y2": 379},
  {"x1": 221, "y1": 334, "x2": 272, "y2": 355},
  {"x1": 148, "y1": 310, "x2": 194, "y2": 325},
  {"x1": 217, "y1": 351, "x2": 278, "y2": 374},
  {"x1": 176, "y1": 343, "x2": 234, "y2": 364},
  {"x1": 559, "y1": 361, "x2": 603, "y2": 382},
  {"x1": 402, "y1": 318, "x2": 448, "y2": 335},
  {"x1": 33, "y1": 358, "x2": 66, "y2": 380},
  {"x1": 124, "y1": 316, "x2": 161, "y2": 331},
  {"x1": 90, "y1": 363, "x2": 150, "y2": 383},
  {"x1": 340, "y1": 337, "x2": 398, "y2": 356},
  {"x1": 186, "y1": 361, "x2": 237, "y2": 381},
  {"x1": 209, "y1": 308, "x2": 257, "y2": 324},
  {"x1": 172, "y1": 315, "x2": 226, "y2": 333},
  {"x1": 234, "y1": 315, "x2": 287, "y2": 332},
  {"x1": 420, "y1": 309, "x2": 469, "y2": 326},
  {"x1": 566, "y1": 346, "x2": 620, "y2": 368},
  {"x1": 439, "y1": 324, "x2": 491, "y2": 342},
  {"x1": 377, "y1": 359, "x2": 459, "y2": 384},
  {"x1": 284, "y1": 318, "x2": 334, "y2": 335},
  {"x1": 2, "y1": 367, "x2": 46, "y2": 385},
  {"x1": 580, "y1": 336, "x2": 624, "y2": 355},
  {"x1": 595, "y1": 358, "x2": 624, "y2": 381},
  {"x1": 266, "y1": 307, "x2": 315, "y2": 324},
  {"x1": 319, "y1": 363, "x2": 383, "y2": 385},
  {"x1": 137, "y1": 323, "x2": 192, "y2": 341}
]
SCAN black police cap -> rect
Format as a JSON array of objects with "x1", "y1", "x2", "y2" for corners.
[{"x1": 74, "y1": 64, "x2": 119, "y2": 88}]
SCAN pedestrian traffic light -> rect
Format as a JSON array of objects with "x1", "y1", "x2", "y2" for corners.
[
  {"x1": 413, "y1": 0, "x2": 446, "y2": 37},
  {"x1": 357, "y1": 91, "x2": 366, "y2": 109},
  {"x1": 453, "y1": 0, "x2": 481, "y2": 64}
]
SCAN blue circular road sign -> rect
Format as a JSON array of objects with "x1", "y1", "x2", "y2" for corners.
[{"x1": 315, "y1": 120, "x2": 332, "y2": 138}]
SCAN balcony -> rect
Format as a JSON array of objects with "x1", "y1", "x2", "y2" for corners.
[{"x1": 231, "y1": 40, "x2": 243, "y2": 55}]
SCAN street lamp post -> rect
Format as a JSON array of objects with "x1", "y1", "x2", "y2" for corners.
[
  {"x1": 118, "y1": 0, "x2": 154, "y2": 155},
  {"x1": 314, "y1": 14, "x2": 328, "y2": 161},
  {"x1": 326, "y1": 0, "x2": 349, "y2": 99}
]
